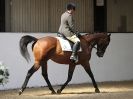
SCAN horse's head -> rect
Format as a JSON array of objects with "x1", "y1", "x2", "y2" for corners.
[
  {"x1": 82, "y1": 33, "x2": 111, "y2": 57},
  {"x1": 96, "y1": 33, "x2": 111, "y2": 57}
]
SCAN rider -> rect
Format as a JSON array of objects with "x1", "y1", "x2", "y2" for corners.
[{"x1": 58, "y1": 3, "x2": 80, "y2": 63}]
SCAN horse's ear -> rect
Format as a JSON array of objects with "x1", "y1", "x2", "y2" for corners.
[{"x1": 108, "y1": 33, "x2": 111, "y2": 37}]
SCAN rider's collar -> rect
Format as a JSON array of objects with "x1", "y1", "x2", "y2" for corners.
[{"x1": 66, "y1": 11, "x2": 72, "y2": 14}]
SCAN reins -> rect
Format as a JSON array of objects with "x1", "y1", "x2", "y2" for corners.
[
  {"x1": 90, "y1": 41, "x2": 97, "y2": 50},
  {"x1": 57, "y1": 32, "x2": 98, "y2": 50}
]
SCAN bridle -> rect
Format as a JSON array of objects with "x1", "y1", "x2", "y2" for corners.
[{"x1": 90, "y1": 41, "x2": 97, "y2": 50}]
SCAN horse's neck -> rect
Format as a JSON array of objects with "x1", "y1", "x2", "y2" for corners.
[
  {"x1": 81, "y1": 33, "x2": 106, "y2": 48},
  {"x1": 91, "y1": 33, "x2": 106, "y2": 41}
]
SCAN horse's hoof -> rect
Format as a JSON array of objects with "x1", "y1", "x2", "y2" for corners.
[
  {"x1": 51, "y1": 91, "x2": 56, "y2": 94},
  {"x1": 95, "y1": 89, "x2": 100, "y2": 93},
  {"x1": 57, "y1": 89, "x2": 61, "y2": 94},
  {"x1": 18, "y1": 89, "x2": 23, "y2": 95}
]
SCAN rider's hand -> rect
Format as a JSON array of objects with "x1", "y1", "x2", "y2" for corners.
[{"x1": 76, "y1": 31, "x2": 81, "y2": 38}]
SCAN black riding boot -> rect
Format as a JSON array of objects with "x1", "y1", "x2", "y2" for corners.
[{"x1": 70, "y1": 42, "x2": 80, "y2": 63}]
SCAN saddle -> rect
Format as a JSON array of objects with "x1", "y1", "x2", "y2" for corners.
[{"x1": 57, "y1": 33, "x2": 81, "y2": 51}]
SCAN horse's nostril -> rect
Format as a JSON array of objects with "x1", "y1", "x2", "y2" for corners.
[{"x1": 96, "y1": 52, "x2": 104, "y2": 57}]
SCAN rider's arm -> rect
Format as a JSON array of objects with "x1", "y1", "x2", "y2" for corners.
[{"x1": 67, "y1": 15, "x2": 76, "y2": 33}]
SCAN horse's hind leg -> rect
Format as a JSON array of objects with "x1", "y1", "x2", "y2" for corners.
[
  {"x1": 41, "y1": 62, "x2": 56, "y2": 94},
  {"x1": 57, "y1": 64, "x2": 76, "y2": 94},
  {"x1": 81, "y1": 62, "x2": 100, "y2": 93},
  {"x1": 19, "y1": 64, "x2": 39, "y2": 95}
]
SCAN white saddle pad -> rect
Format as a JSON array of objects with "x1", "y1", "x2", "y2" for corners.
[{"x1": 56, "y1": 37, "x2": 81, "y2": 51}]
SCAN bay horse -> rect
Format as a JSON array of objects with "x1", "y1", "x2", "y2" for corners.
[{"x1": 19, "y1": 33, "x2": 111, "y2": 95}]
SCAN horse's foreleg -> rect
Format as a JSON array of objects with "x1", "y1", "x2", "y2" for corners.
[
  {"x1": 41, "y1": 62, "x2": 56, "y2": 94},
  {"x1": 19, "y1": 65, "x2": 39, "y2": 95},
  {"x1": 81, "y1": 62, "x2": 100, "y2": 93},
  {"x1": 87, "y1": 68, "x2": 100, "y2": 93},
  {"x1": 57, "y1": 64, "x2": 75, "y2": 94}
]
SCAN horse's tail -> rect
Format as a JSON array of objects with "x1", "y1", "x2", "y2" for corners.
[{"x1": 19, "y1": 35, "x2": 38, "y2": 62}]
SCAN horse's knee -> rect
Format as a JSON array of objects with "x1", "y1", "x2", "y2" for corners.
[
  {"x1": 67, "y1": 73, "x2": 73, "y2": 82},
  {"x1": 67, "y1": 77, "x2": 72, "y2": 82},
  {"x1": 42, "y1": 72, "x2": 48, "y2": 78}
]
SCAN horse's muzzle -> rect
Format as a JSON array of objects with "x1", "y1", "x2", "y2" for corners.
[{"x1": 96, "y1": 51, "x2": 104, "y2": 57}]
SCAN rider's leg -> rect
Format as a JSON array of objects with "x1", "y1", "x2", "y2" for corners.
[
  {"x1": 70, "y1": 41, "x2": 80, "y2": 63},
  {"x1": 67, "y1": 35, "x2": 80, "y2": 63}
]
